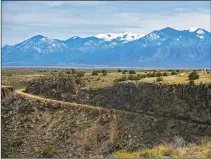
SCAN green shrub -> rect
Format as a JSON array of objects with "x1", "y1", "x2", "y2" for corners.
[
  {"x1": 42, "y1": 144, "x2": 57, "y2": 158},
  {"x1": 58, "y1": 72, "x2": 64, "y2": 76},
  {"x1": 92, "y1": 70, "x2": 99, "y2": 76},
  {"x1": 152, "y1": 72, "x2": 156, "y2": 77},
  {"x1": 156, "y1": 72, "x2": 162, "y2": 77},
  {"x1": 163, "y1": 72, "x2": 168, "y2": 76},
  {"x1": 188, "y1": 71, "x2": 199, "y2": 80},
  {"x1": 71, "y1": 69, "x2": 76, "y2": 74},
  {"x1": 146, "y1": 72, "x2": 156, "y2": 77},
  {"x1": 137, "y1": 74, "x2": 146, "y2": 79},
  {"x1": 156, "y1": 77, "x2": 164, "y2": 82},
  {"x1": 113, "y1": 80, "x2": 119, "y2": 85},
  {"x1": 76, "y1": 71, "x2": 85, "y2": 77},
  {"x1": 103, "y1": 72, "x2": 107, "y2": 76},
  {"x1": 66, "y1": 71, "x2": 71, "y2": 74},
  {"x1": 122, "y1": 70, "x2": 128, "y2": 74},
  {"x1": 129, "y1": 70, "x2": 136, "y2": 74},
  {"x1": 114, "y1": 75, "x2": 127, "y2": 85},
  {"x1": 128, "y1": 75, "x2": 139, "y2": 80},
  {"x1": 146, "y1": 73, "x2": 151, "y2": 77},
  {"x1": 171, "y1": 71, "x2": 177, "y2": 75},
  {"x1": 118, "y1": 69, "x2": 122, "y2": 72},
  {"x1": 102, "y1": 69, "x2": 107, "y2": 76}
]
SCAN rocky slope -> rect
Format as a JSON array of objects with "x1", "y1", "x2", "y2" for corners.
[{"x1": 2, "y1": 87, "x2": 211, "y2": 158}]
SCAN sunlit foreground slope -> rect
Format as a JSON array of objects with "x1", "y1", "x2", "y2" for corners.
[{"x1": 113, "y1": 139, "x2": 211, "y2": 158}]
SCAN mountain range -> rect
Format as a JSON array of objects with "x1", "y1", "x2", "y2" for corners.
[{"x1": 2, "y1": 27, "x2": 211, "y2": 68}]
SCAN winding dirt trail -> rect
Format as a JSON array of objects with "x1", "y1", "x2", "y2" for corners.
[
  {"x1": 15, "y1": 89, "x2": 134, "y2": 114},
  {"x1": 15, "y1": 89, "x2": 211, "y2": 127}
]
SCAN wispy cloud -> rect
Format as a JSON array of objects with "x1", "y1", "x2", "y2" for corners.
[
  {"x1": 45, "y1": 2, "x2": 66, "y2": 7},
  {"x1": 2, "y1": 1, "x2": 210, "y2": 45}
]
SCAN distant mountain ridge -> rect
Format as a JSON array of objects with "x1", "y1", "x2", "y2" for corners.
[{"x1": 2, "y1": 27, "x2": 211, "y2": 68}]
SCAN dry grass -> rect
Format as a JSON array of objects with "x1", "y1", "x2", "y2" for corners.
[
  {"x1": 138, "y1": 72, "x2": 211, "y2": 85},
  {"x1": 82, "y1": 72, "x2": 124, "y2": 89},
  {"x1": 2, "y1": 69, "x2": 211, "y2": 90},
  {"x1": 83, "y1": 71, "x2": 211, "y2": 89},
  {"x1": 22, "y1": 74, "x2": 46, "y2": 77},
  {"x1": 112, "y1": 139, "x2": 211, "y2": 158},
  {"x1": 2, "y1": 75, "x2": 45, "y2": 89},
  {"x1": 113, "y1": 151, "x2": 141, "y2": 158}
]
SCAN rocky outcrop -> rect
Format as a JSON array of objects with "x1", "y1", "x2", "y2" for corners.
[
  {"x1": 26, "y1": 78, "x2": 211, "y2": 126},
  {"x1": 76, "y1": 83, "x2": 211, "y2": 125},
  {"x1": 1, "y1": 86, "x2": 14, "y2": 98},
  {"x1": 25, "y1": 76, "x2": 85, "y2": 98}
]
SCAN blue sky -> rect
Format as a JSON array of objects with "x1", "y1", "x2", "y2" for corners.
[{"x1": 2, "y1": 1, "x2": 211, "y2": 45}]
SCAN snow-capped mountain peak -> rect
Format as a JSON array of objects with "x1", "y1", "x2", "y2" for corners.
[
  {"x1": 95, "y1": 32, "x2": 143, "y2": 42},
  {"x1": 148, "y1": 32, "x2": 160, "y2": 40},
  {"x1": 14, "y1": 35, "x2": 67, "y2": 54},
  {"x1": 2, "y1": 27, "x2": 211, "y2": 68},
  {"x1": 195, "y1": 29, "x2": 205, "y2": 39},
  {"x1": 196, "y1": 29, "x2": 204, "y2": 35},
  {"x1": 187, "y1": 26, "x2": 198, "y2": 32},
  {"x1": 95, "y1": 33, "x2": 118, "y2": 41},
  {"x1": 23, "y1": 35, "x2": 51, "y2": 43},
  {"x1": 70, "y1": 36, "x2": 80, "y2": 39}
]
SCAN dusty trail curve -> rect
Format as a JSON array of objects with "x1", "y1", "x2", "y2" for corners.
[
  {"x1": 16, "y1": 89, "x2": 134, "y2": 114},
  {"x1": 16, "y1": 89, "x2": 211, "y2": 127}
]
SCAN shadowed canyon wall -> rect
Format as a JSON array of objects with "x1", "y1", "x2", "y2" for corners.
[{"x1": 26, "y1": 77, "x2": 211, "y2": 125}]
